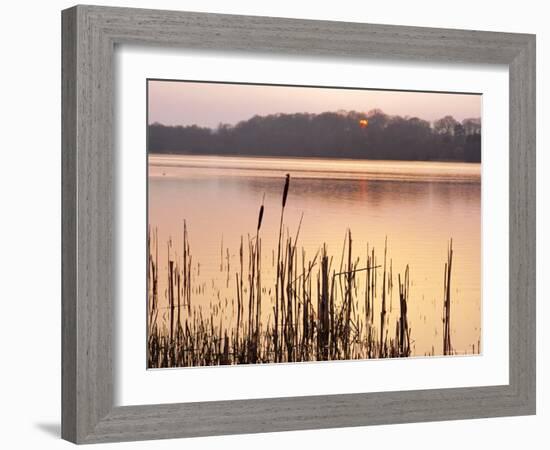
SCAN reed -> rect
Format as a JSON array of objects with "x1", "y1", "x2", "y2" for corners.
[
  {"x1": 443, "y1": 239, "x2": 453, "y2": 355},
  {"x1": 396, "y1": 265, "x2": 410, "y2": 356}
]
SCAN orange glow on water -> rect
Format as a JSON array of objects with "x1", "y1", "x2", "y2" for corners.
[{"x1": 148, "y1": 155, "x2": 482, "y2": 357}]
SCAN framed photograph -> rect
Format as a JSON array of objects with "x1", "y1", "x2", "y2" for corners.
[
  {"x1": 146, "y1": 79, "x2": 482, "y2": 369},
  {"x1": 62, "y1": 5, "x2": 536, "y2": 444}
]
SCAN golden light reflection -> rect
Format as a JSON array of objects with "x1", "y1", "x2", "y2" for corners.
[{"x1": 148, "y1": 155, "x2": 482, "y2": 359}]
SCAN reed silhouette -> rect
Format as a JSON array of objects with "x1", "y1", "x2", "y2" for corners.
[{"x1": 147, "y1": 175, "x2": 457, "y2": 368}]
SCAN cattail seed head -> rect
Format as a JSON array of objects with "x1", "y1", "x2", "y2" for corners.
[
  {"x1": 257, "y1": 193, "x2": 266, "y2": 232},
  {"x1": 257, "y1": 204, "x2": 264, "y2": 231},
  {"x1": 282, "y1": 174, "x2": 290, "y2": 208}
]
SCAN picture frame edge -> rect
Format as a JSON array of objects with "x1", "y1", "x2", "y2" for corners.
[{"x1": 61, "y1": 4, "x2": 536, "y2": 444}]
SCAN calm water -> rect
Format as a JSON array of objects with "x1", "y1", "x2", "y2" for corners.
[{"x1": 148, "y1": 154, "x2": 481, "y2": 357}]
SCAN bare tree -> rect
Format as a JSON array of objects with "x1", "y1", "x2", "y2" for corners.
[
  {"x1": 461, "y1": 117, "x2": 481, "y2": 135},
  {"x1": 433, "y1": 115, "x2": 459, "y2": 136}
]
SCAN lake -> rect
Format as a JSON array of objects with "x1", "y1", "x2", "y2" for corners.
[{"x1": 148, "y1": 154, "x2": 481, "y2": 359}]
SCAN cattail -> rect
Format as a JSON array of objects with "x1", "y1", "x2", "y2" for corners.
[
  {"x1": 257, "y1": 193, "x2": 265, "y2": 231},
  {"x1": 275, "y1": 175, "x2": 289, "y2": 362},
  {"x1": 257, "y1": 204, "x2": 264, "y2": 231},
  {"x1": 282, "y1": 174, "x2": 290, "y2": 208}
]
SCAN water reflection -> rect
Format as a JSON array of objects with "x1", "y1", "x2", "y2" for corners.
[{"x1": 148, "y1": 155, "x2": 481, "y2": 360}]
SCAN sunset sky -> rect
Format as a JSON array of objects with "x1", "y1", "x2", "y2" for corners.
[{"x1": 148, "y1": 79, "x2": 482, "y2": 128}]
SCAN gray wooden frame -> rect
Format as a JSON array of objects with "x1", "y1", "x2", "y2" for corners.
[{"x1": 61, "y1": 4, "x2": 536, "y2": 444}]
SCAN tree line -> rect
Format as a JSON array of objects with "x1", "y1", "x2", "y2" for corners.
[{"x1": 148, "y1": 110, "x2": 481, "y2": 162}]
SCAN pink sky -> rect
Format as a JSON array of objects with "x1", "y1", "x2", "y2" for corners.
[{"x1": 148, "y1": 80, "x2": 481, "y2": 128}]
